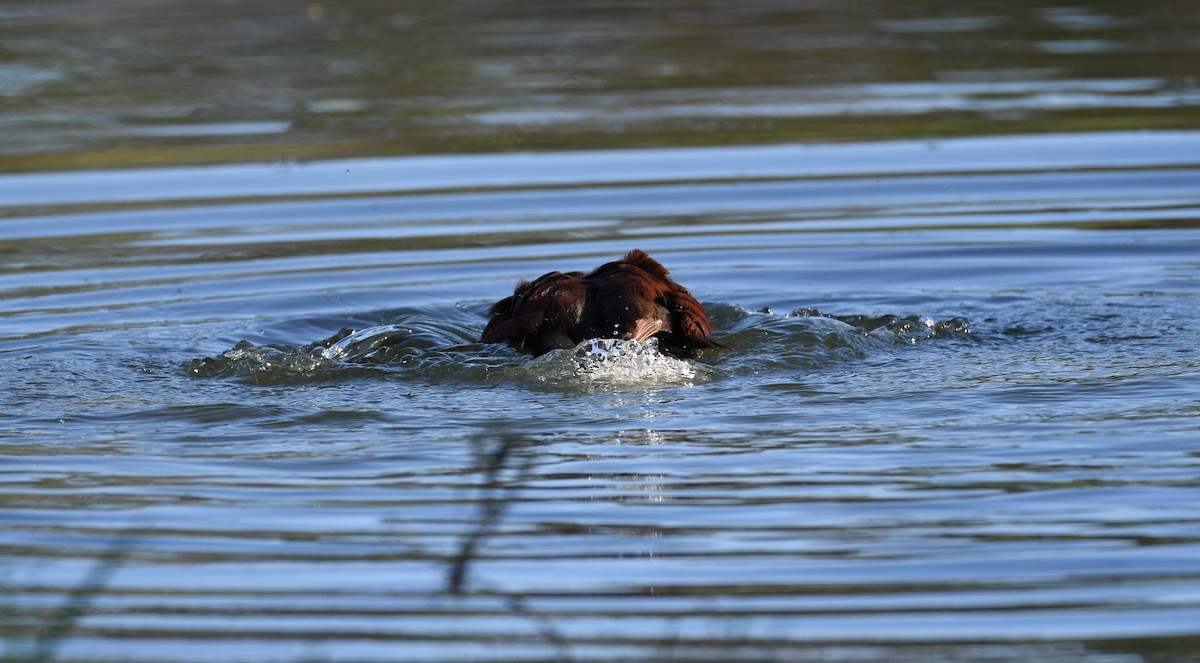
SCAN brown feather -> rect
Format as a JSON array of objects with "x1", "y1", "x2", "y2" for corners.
[{"x1": 481, "y1": 250, "x2": 722, "y2": 357}]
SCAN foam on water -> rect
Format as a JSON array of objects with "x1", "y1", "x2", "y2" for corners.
[{"x1": 526, "y1": 337, "x2": 703, "y2": 387}]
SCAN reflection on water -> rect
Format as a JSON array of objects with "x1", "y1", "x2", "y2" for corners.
[
  {"x1": 3, "y1": 2, "x2": 1200, "y2": 662},
  {"x1": 1, "y1": 0, "x2": 1199, "y2": 168}
]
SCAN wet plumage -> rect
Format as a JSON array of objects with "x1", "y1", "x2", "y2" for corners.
[{"x1": 481, "y1": 250, "x2": 721, "y2": 357}]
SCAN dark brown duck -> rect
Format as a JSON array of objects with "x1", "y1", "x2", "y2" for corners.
[{"x1": 481, "y1": 249, "x2": 721, "y2": 357}]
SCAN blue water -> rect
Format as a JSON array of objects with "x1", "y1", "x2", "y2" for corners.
[
  {"x1": 3, "y1": 131, "x2": 1199, "y2": 662},
  {"x1": 4, "y1": 1, "x2": 1200, "y2": 660}
]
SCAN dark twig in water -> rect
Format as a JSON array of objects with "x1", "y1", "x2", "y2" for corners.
[
  {"x1": 444, "y1": 433, "x2": 574, "y2": 662},
  {"x1": 495, "y1": 590, "x2": 575, "y2": 663},
  {"x1": 447, "y1": 434, "x2": 522, "y2": 594},
  {"x1": 27, "y1": 535, "x2": 134, "y2": 662}
]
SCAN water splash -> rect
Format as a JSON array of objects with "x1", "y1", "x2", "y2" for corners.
[
  {"x1": 186, "y1": 309, "x2": 488, "y2": 384},
  {"x1": 319, "y1": 323, "x2": 413, "y2": 361},
  {"x1": 186, "y1": 304, "x2": 971, "y2": 386},
  {"x1": 790, "y1": 308, "x2": 973, "y2": 343},
  {"x1": 523, "y1": 337, "x2": 703, "y2": 387},
  {"x1": 186, "y1": 338, "x2": 346, "y2": 384}
]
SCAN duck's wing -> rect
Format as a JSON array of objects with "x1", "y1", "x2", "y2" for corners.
[
  {"x1": 661, "y1": 280, "x2": 721, "y2": 355},
  {"x1": 582, "y1": 252, "x2": 673, "y2": 341},
  {"x1": 622, "y1": 251, "x2": 720, "y2": 354},
  {"x1": 481, "y1": 271, "x2": 587, "y2": 354},
  {"x1": 587, "y1": 249, "x2": 721, "y2": 354}
]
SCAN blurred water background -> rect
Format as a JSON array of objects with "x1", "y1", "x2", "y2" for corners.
[{"x1": 2, "y1": 2, "x2": 1199, "y2": 661}]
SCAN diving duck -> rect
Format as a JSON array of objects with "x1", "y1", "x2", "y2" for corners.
[{"x1": 481, "y1": 249, "x2": 721, "y2": 357}]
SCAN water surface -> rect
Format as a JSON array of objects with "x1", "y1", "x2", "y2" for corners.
[
  {"x1": 2, "y1": 2, "x2": 1200, "y2": 662},
  {"x1": 4, "y1": 131, "x2": 1199, "y2": 662},
  {"x1": 3, "y1": 0, "x2": 1198, "y2": 168}
]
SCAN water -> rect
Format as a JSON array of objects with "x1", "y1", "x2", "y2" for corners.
[
  {"x1": 3, "y1": 3, "x2": 1200, "y2": 663},
  {"x1": 4, "y1": 131, "x2": 1198, "y2": 662},
  {"x1": 4, "y1": 0, "x2": 1199, "y2": 165}
]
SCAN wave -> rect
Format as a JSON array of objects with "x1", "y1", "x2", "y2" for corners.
[{"x1": 186, "y1": 303, "x2": 972, "y2": 388}]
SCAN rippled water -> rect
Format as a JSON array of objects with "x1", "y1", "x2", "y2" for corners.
[
  {"x1": 4, "y1": 131, "x2": 1199, "y2": 662},
  {"x1": 3, "y1": 0, "x2": 1199, "y2": 166},
  {"x1": 4, "y1": 2, "x2": 1200, "y2": 662}
]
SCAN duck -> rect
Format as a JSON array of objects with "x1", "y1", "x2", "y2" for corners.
[{"x1": 481, "y1": 249, "x2": 721, "y2": 357}]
